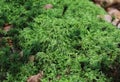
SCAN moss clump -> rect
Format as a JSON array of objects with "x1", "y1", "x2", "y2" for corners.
[{"x1": 0, "y1": 0, "x2": 120, "y2": 82}]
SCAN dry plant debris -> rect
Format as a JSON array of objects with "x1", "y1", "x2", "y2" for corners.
[
  {"x1": 3, "y1": 23, "x2": 12, "y2": 32},
  {"x1": 27, "y1": 71, "x2": 43, "y2": 82},
  {"x1": 92, "y1": 0, "x2": 120, "y2": 28}
]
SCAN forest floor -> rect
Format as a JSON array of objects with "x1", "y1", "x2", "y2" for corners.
[{"x1": 0, "y1": 0, "x2": 120, "y2": 82}]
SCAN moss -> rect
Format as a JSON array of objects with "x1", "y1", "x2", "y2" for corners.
[{"x1": 0, "y1": 0, "x2": 120, "y2": 82}]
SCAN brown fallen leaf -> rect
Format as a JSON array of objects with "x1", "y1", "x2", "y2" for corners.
[
  {"x1": 3, "y1": 23, "x2": 12, "y2": 32},
  {"x1": 27, "y1": 71, "x2": 43, "y2": 82},
  {"x1": 44, "y1": 4, "x2": 53, "y2": 10}
]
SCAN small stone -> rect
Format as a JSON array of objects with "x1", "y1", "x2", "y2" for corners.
[
  {"x1": 44, "y1": 4, "x2": 53, "y2": 10},
  {"x1": 103, "y1": 15, "x2": 112, "y2": 23},
  {"x1": 97, "y1": 15, "x2": 112, "y2": 23},
  {"x1": 107, "y1": 8, "x2": 120, "y2": 19}
]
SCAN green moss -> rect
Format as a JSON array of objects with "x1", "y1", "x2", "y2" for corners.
[{"x1": 0, "y1": 0, "x2": 120, "y2": 82}]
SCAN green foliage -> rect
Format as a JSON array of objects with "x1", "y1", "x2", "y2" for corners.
[{"x1": 0, "y1": 0, "x2": 120, "y2": 82}]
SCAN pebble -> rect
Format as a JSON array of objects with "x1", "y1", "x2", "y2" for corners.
[{"x1": 44, "y1": 4, "x2": 53, "y2": 10}]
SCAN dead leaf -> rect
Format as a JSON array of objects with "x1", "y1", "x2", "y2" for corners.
[
  {"x1": 44, "y1": 4, "x2": 53, "y2": 10},
  {"x1": 27, "y1": 71, "x2": 43, "y2": 82},
  {"x1": 3, "y1": 23, "x2": 12, "y2": 32}
]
